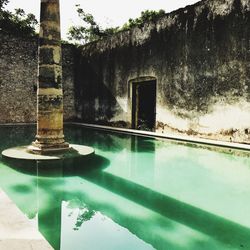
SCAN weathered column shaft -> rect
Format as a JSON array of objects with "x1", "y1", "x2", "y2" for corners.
[{"x1": 33, "y1": 0, "x2": 68, "y2": 151}]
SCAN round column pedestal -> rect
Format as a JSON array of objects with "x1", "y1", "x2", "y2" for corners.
[
  {"x1": 27, "y1": 142, "x2": 70, "y2": 155},
  {"x1": 2, "y1": 144, "x2": 94, "y2": 161}
]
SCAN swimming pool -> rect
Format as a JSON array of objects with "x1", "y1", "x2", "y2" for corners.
[{"x1": 0, "y1": 125, "x2": 249, "y2": 250}]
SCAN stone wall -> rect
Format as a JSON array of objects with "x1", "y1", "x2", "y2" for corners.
[
  {"x1": 75, "y1": 0, "x2": 250, "y2": 143},
  {"x1": 0, "y1": 0, "x2": 250, "y2": 144},
  {"x1": 0, "y1": 34, "x2": 76, "y2": 123}
]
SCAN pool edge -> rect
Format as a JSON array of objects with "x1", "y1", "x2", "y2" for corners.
[
  {"x1": 0, "y1": 122, "x2": 249, "y2": 152},
  {"x1": 0, "y1": 189, "x2": 54, "y2": 250},
  {"x1": 69, "y1": 122, "x2": 250, "y2": 152}
]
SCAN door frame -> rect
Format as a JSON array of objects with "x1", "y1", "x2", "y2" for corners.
[{"x1": 128, "y1": 76, "x2": 157, "y2": 131}]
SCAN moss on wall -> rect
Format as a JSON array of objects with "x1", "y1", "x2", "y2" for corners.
[
  {"x1": 0, "y1": 0, "x2": 250, "y2": 143},
  {"x1": 75, "y1": 0, "x2": 250, "y2": 143}
]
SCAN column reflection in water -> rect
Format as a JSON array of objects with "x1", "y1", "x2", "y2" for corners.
[
  {"x1": 36, "y1": 161, "x2": 63, "y2": 250},
  {"x1": 2, "y1": 125, "x2": 250, "y2": 250}
]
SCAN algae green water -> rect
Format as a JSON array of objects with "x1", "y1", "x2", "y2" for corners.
[{"x1": 0, "y1": 125, "x2": 250, "y2": 250}]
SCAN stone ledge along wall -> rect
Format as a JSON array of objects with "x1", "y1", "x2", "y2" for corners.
[
  {"x1": 76, "y1": 0, "x2": 250, "y2": 143},
  {"x1": 0, "y1": 33, "x2": 76, "y2": 123}
]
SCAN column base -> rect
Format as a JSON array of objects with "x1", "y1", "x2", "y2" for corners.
[{"x1": 27, "y1": 141, "x2": 70, "y2": 155}]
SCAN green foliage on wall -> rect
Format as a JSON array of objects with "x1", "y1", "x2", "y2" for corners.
[
  {"x1": 67, "y1": 4, "x2": 165, "y2": 44},
  {"x1": 121, "y1": 9, "x2": 166, "y2": 31},
  {"x1": 67, "y1": 4, "x2": 119, "y2": 44},
  {"x1": 0, "y1": 0, "x2": 38, "y2": 37}
]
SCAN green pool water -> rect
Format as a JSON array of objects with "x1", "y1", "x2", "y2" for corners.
[{"x1": 0, "y1": 125, "x2": 250, "y2": 250}]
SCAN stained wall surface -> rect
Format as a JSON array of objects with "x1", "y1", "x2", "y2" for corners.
[
  {"x1": 75, "y1": 0, "x2": 250, "y2": 143},
  {"x1": 0, "y1": 34, "x2": 76, "y2": 123},
  {"x1": 0, "y1": 0, "x2": 250, "y2": 143}
]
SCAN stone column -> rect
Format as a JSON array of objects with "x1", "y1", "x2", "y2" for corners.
[{"x1": 30, "y1": 0, "x2": 69, "y2": 154}]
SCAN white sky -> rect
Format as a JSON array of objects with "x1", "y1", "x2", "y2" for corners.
[{"x1": 6, "y1": 0, "x2": 200, "y2": 39}]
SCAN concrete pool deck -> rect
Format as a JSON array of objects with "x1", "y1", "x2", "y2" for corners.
[{"x1": 0, "y1": 189, "x2": 53, "y2": 250}]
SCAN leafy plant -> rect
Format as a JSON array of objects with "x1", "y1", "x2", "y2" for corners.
[
  {"x1": 67, "y1": 4, "x2": 165, "y2": 44},
  {"x1": 0, "y1": 0, "x2": 9, "y2": 10},
  {"x1": 0, "y1": 1, "x2": 38, "y2": 37},
  {"x1": 121, "y1": 9, "x2": 165, "y2": 31},
  {"x1": 67, "y1": 4, "x2": 119, "y2": 44}
]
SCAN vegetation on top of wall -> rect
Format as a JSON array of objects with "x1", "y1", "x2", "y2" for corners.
[
  {"x1": 121, "y1": 9, "x2": 166, "y2": 30},
  {"x1": 0, "y1": 0, "x2": 38, "y2": 37},
  {"x1": 67, "y1": 4, "x2": 166, "y2": 44},
  {"x1": 67, "y1": 4, "x2": 119, "y2": 45}
]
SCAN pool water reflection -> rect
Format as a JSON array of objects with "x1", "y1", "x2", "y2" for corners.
[{"x1": 0, "y1": 125, "x2": 250, "y2": 250}]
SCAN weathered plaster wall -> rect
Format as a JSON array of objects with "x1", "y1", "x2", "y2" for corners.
[
  {"x1": 76, "y1": 0, "x2": 250, "y2": 143},
  {"x1": 0, "y1": 0, "x2": 249, "y2": 144},
  {"x1": 0, "y1": 34, "x2": 76, "y2": 123}
]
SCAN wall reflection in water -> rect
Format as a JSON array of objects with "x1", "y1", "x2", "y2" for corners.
[{"x1": 0, "y1": 125, "x2": 250, "y2": 250}]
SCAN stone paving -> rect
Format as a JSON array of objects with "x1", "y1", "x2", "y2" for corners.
[{"x1": 0, "y1": 189, "x2": 53, "y2": 250}]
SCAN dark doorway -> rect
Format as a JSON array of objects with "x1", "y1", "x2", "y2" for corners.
[{"x1": 132, "y1": 80, "x2": 156, "y2": 131}]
